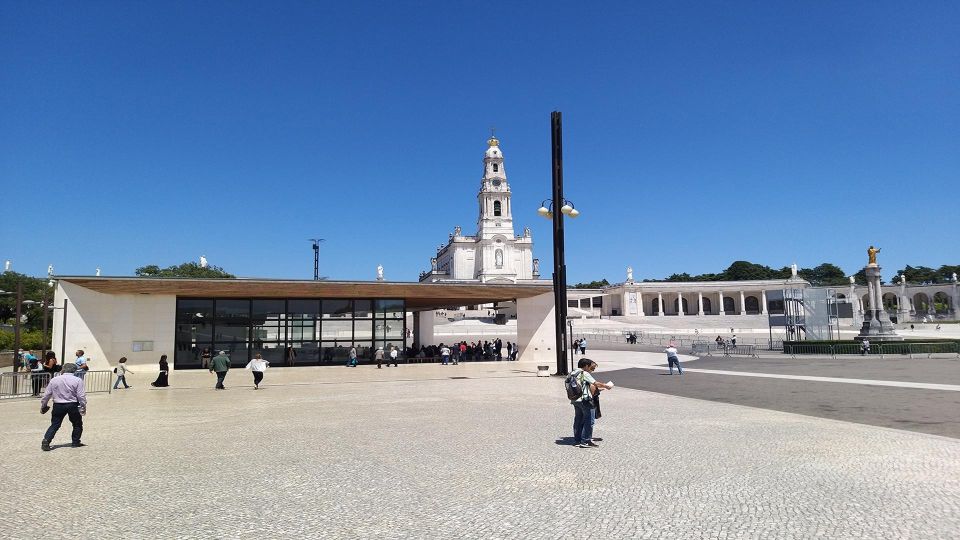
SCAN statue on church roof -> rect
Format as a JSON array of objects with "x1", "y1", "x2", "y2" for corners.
[
  {"x1": 523, "y1": 226, "x2": 531, "y2": 238},
  {"x1": 376, "y1": 264, "x2": 384, "y2": 281},
  {"x1": 454, "y1": 225, "x2": 461, "y2": 237},
  {"x1": 626, "y1": 266, "x2": 634, "y2": 282}
]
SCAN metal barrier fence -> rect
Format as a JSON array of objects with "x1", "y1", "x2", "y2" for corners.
[
  {"x1": 0, "y1": 372, "x2": 51, "y2": 399},
  {"x1": 0, "y1": 370, "x2": 113, "y2": 400},
  {"x1": 785, "y1": 342, "x2": 960, "y2": 359}
]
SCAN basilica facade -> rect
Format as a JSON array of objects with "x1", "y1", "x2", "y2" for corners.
[{"x1": 419, "y1": 134, "x2": 540, "y2": 284}]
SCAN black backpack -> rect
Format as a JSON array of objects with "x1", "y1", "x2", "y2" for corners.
[{"x1": 564, "y1": 371, "x2": 583, "y2": 400}]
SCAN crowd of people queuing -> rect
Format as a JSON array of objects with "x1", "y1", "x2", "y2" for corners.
[{"x1": 405, "y1": 337, "x2": 518, "y2": 363}]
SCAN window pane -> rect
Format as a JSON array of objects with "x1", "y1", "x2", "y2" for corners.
[
  {"x1": 376, "y1": 299, "x2": 404, "y2": 319},
  {"x1": 288, "y1": 299, "x2": 320, "y2": 317},
  {"x1": 374, "y1": 320, "x2": 402, "y2": 340},
  {"x1": 321, "y1": 319, "x2": 352, "y2": 340},
  {"x1": 216, "y1": 299, "x2": 250, "y2": 325},
  {"x1": 174, "y1": 344, "x2": 205, "y2": 369},
  {"x1": 354, "y1": 299, "x2": 372, "y2": 318},
  {"x1": 320, "y1": 342, "x2": 351, "y2": 363},
  {"x1": 287, "y1": 342, "x2": 320, "y2": 365},
  {"x1": 252, "y1": 300, "x2": 285, "y2": 323},
  {"x1": 354, "y1": 319, "x2": 373, "y2": 340},
  {"x1": 249, "y1": 344, "x2": 285, "y2": 365},
  {"x1": 322, "y1": 299, "x2": 352, "y2": 318},
  {"x1": 215, "y1": 326, "x2": 249, "y2": 342},
  {"x1": 177, "y1": 299, "x2": 213, "y2": 323},
  {"x1": 213, "y1": 343, "x2": 249, "y2": 367}
]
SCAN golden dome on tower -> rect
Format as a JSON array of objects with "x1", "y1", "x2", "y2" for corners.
[{"x1": 487, "y1": 134, "x2": 500, "y2": 147}]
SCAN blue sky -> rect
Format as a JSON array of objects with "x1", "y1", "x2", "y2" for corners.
[{"x1": 2, "y1": 2, "x2": 957, "y2": 284}]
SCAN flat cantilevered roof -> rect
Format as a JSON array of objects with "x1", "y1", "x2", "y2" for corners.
[{"x1": 56, "y1": 277, "x2": 552, "y2": 310}]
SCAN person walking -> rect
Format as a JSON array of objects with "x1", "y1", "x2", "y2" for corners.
[
  {"x1": 245, "y1": 354, "x2": 269, "y2": 389},
  {"x1": 151, "y1": 354, "x2": 169, "y2": 387},
  {"x1": 440, "y1": 344, "x2": 451, "y2": 365},
  {"x1": 459, "y1": 342, "x2": 467, "y2": 364},
  {"x1": 347, "y1": 346, "x2": 358, "y2": 367},
  {"x1": 579, "y1": 337, "x2": 587, "y2": 356},
  {"x1": 200, "y1": 347, "x2": 212, "y2": 369},
  {"x1": 284, "y1": 346, "x2": 297, "y2": 367},
  {"x1": 731, "y1": 334, "x2": 737, "y2": 347},
  {"x1": 860, "y1": 339, "x2": 871, "y2": 356},
  {"x1": 665, "y1": 345, "x2": 683, "y2": 375},
  {"x1": 112, "y1": 357, "x2": 133, "y2": 389},
  {"x1": 209, "y1": 350, "x2": 231, "y2": 390},
  {"x1": 389, "y1": 345, "x2": 399, "y2": 367},
  {"x1": 568, "y1": 358, "x2": 612, "y2": 448},
  {"x1": 39, "y1": 363, "x2": 87, "y2": 451},
  {"x1": 375, "y1": 347, "x2": 385, "y2": 369}
]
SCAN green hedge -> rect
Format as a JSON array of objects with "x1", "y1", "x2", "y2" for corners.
[{"x1": 0, "y1": 330, "x2": 50, "y2": 351}]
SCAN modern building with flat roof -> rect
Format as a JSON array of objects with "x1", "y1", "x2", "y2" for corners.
[{"x1": 50, "y1": 276, "x2": 555, "y2": 370}]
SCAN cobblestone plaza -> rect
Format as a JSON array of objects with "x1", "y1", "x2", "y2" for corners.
[{"x1": 2, "y1": 352, "x2": 959, "y2": 539}]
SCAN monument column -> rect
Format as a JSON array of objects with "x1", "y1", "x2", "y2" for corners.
[
  {"x1": 927, "y1": 291, "x2": 936, "y2": 316},
  {"x1": 677, "y1": 292, "x2": 685, "y2": 316},
  {"x1": 951, "y1": 275, "x2": 959, "y2": 319},
  {"x1": 657, "y1": 292, "x2": 664, "y2": 317},
  {"x1": 637, "y1": 292, "x2": 645, "y2": 316},
  {"x1": 718, "y1": 290, "x2": 725, "y2": 316},
  {"x1": 739, "y1": 291, "x2": 746, "y2": 315},
  {"x1": 857, "y1": 246, "x2": 901, "y2": 342},
  {"x1": 760, "y1": 290, "x2": 767, "y2": 314},
  {"x1": 697, "y1": 292, "x2": 704, "y2": 316},
  {"x1": 898, "y1": 275, "x2": 910, "y2": 322}
]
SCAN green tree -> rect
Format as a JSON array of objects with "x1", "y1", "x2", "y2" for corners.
[
  {"x1": 572, "y1": 279, "x2": 609, "y2": 289},
  {"x1": 797, "y1": 263, "x2": 848, "y2": 286},
  {"x1": 721, "y1": 261, "x2": 781, "y2": 281},
  {"x1": 0, "y1": 272, "x2": 53, "y2": 330},
  {"x1": 135, "y1": 262, "x2": 234, "y2": 278}
]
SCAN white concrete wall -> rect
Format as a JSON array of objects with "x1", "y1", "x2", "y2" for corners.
[
  {"x1": 52, "y1": 282, "x2": 175, "y2": 371},
  {"x1": 516, "y1": 292, "x2": 556, "y2": 364},
  {"x1": 417, "y1": 310, "x2": 436, "y2": 346}
]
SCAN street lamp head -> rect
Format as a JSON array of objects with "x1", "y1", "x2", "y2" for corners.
[
  {"x1": 560, "y1": 204, "x2": 573, "y2": 215},
  {"x1": 568, "y1": 208, "x2": 580, "y2": 218},
  {"x1": 537, "y1": 206, "x2": 551, "y2": 218}
]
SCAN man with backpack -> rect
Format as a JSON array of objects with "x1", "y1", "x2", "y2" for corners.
[{"x1": 566, "y1": 358, "x2": 613, "y2": 448}]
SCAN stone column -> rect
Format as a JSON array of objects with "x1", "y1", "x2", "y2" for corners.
[
  {"x1": 718, "y1": 290, "x2": 725, "y2": 316},
  {"x1": 739, "y1": 291, "x2": 746, "y2": 315},
  {"x1": 951, "y1": 281, "x2": 959, "y2": 319},
  {"x1": 677, "y1": 292, "x2": 685, "y2": 316},
  {"x1": 697, "y1": 292, "x2": 704, "y2": 316},
  {"x1": 927, "y1": 289, "x2": 936, "y2": 315},
  {"x1": 760, "y1": 290, "x2": 767, "y2": 314},
  {"x1": 638, "y1": 292, "x2": 645, "y2": 316},
  {"x1": 657, "y1": 292, "x2": 664, "y2": 317}
]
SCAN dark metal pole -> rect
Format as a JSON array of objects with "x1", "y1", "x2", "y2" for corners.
[
  {"x1": 60, "y1": 299, "x2": 68, "y2": 363},
  {"x1": 13, "y1": 283, "x2": 23, "y2": 373},
  {"x1": 551, "y1": 111, "x2": 569, "y2": 376},
  {"x1": 313, "y1": 242, "x2": 319, "y2": 280},
  {"x1": 41, "y1": 286, "x2": 50, "y2": 362}
]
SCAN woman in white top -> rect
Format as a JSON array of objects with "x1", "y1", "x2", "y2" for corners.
[{"x1": 245, "y1": 354, "x2": 269, "y2": 390}]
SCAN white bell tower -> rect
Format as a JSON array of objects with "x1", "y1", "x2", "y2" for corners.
[{"x1": 476, "y1": 133, "x2": 521, "y2": 282}]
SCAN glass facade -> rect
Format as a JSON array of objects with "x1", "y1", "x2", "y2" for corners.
[{"x1": 174, "y1": 297, "x2": 406, "y2": 369}]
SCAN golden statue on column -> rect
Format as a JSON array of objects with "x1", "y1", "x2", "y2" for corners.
[{"x1": 867, "y1": 245, "x2": 880, "y2": 266}]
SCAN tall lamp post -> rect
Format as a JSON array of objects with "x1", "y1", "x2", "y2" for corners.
[{"x1": 537, "y1": 111, "x2": 581, "y2": 376}]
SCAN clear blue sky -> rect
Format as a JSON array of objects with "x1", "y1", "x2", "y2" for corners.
[{"x1": 2, "y1": 2, "x2": 957, "y2": 284}]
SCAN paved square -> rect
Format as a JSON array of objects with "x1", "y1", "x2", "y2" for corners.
[{"x1": 1, "y1": 354, "x2": 959, "y2": 539}]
